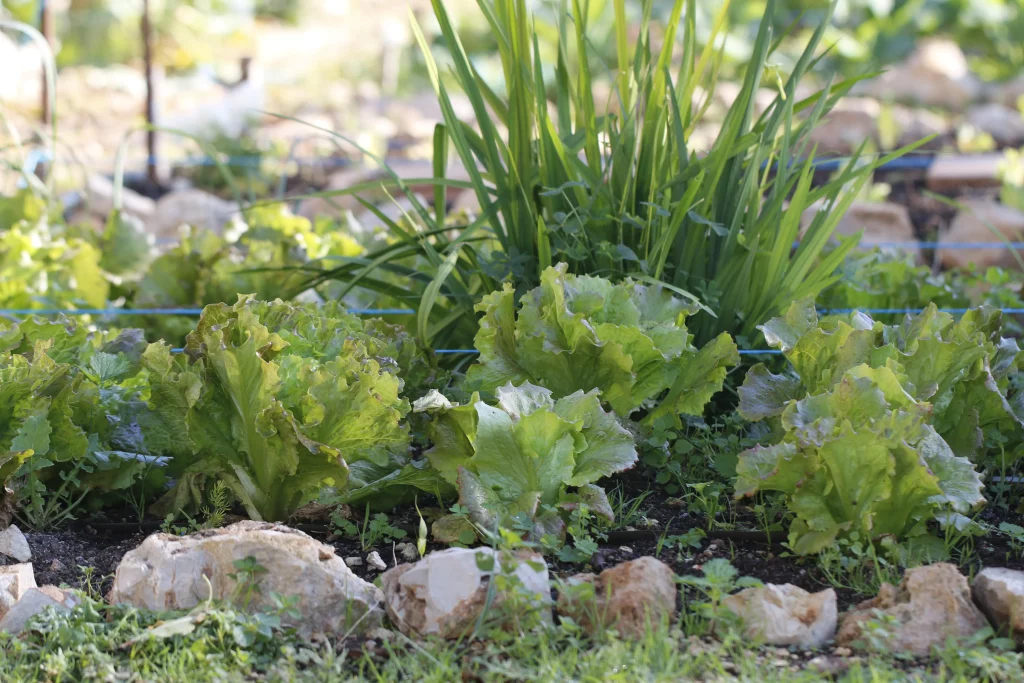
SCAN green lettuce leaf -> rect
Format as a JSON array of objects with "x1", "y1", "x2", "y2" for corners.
[
  {"x1": 417, "y1": 381, "x2": 637, "y2": 536},
  {"x1": 147, "y1": 296, "x2": 412, "y2": 521},
  {"x1": 467, "y1": 263, "x2": 737, "y2": 423},
  {"x1": 742, "y1": 299, "x2": 1024, "y2": 463},
  {"x1": 736, "y1": 369, "x2": 985, "y2": 554}
]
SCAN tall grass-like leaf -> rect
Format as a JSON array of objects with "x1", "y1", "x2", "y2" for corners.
[
  {"x1": 305, "y1": 0, "x2": 919, "y2": 352},
  {"x1": 433, "y1": 124, "x2": 449, "y2": 226},
  {"x1": 418, "y1": 250, "x2": 461, "y2": 346}
]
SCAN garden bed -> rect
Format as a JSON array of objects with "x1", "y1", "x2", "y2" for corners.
[
  {"x1": 6, "y1": 0, "x2": 1024, "y2": 680},
  {"x1": 13, "y1": 476, "x2": 1024, "y2": 610}
]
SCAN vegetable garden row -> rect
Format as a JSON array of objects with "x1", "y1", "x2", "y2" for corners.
[
  {"x1": 3, "y1": 0, "x2": 1024, "y2": 679},
  {"x1": 1, "y1": 254, "x2": 1020, "y2": 553}
]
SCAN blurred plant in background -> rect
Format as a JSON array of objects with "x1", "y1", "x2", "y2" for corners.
[
  {"x1": 4, "y1": 0, "x2": 1021, "y2": 87},
  {"x1": 304, "y1": 0, "x2": 925, "y2": 353},
  {"x1": 0, "y1": 0, "x2": 269, "y2": 70},
  {"x1": 717, "y1": 0, "x2": 1024, "y2": 81},
  {"x1": 999, "y1": 146, "x2": 1024, "y2": 213},
  {"x1": 424, "y1": 0, "x2": 1024, "y2": 93}
]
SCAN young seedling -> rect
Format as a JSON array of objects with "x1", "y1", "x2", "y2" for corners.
[
  {"x1": 228, "y1": 556, "x2": 268, "y2": 610},
  {"x1": 678, "y1": 558, "x2": 761, "y2": 636}
]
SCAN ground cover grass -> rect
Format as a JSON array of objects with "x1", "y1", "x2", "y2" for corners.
[{"x1": 2, "y1": 592, "x2": 1022, "y2": 682}]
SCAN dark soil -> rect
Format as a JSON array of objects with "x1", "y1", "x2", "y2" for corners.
[
  {"x1": 10, "y1": 477, "x2": 1022, "y2": 615},
  {"x1": 887, "y1": 178, "x2": 964, "y2": 244},
  {"x1": 120, "y1": 173, "x2": 171, "y2": 201},
  {"x1": 1, "y1": 527, "x2": 146, "y2": 596}
]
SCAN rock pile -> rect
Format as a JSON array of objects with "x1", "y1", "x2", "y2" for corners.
[
  {"x1": 556, "y1": 556, "x2": 678, "y2": 639},
  {"x1": 0, "y1": 563, "x2": 79, "y2": 634},
  {"x1": 4, "y1": 518, "x2": 1024, "y2": 664}
]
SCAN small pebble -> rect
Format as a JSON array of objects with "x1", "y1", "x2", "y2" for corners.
[
  {"x1": 833, "y1": 647, "x2": 852, "y2": 657},
  {"x1": 618, "y1": 546, "x2": 633, "y2": 554},
  {"x1": 344, "y1": 556, "x2": 363, "y2": 567},
  {"x1": 809, "y1": 656, "x2": 850, "y2": 676},
  {"x1": 49, "y1": 559, "x2": 65, "y2": 572},
  {"x1": 395, "y1": 542, "x2": 418, "y2": 562},
  {"x1": 0, "y1": 525, "x2": 31, "y2": 562},
  {"x1": 368, "y1": 627, "x2": 396, "y2": 641},
  {"x1": 367, "y1": 551, "x2": 387, "y2": 571}
]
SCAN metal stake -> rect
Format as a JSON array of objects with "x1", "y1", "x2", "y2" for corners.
[
  {"x1": 142, "y1": 0, "x2": 157, "y2": 185},
  {"x1": 39, "y1": 0, "x2": 53, "y2": 125}
]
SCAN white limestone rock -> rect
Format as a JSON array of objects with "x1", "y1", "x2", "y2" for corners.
[
  {"x1": 723, "y1": 583, "x2": 837, "y2": 649},
  {"x1": 109, "y1": 521, "x2": 384, "y2": 637},
  {"x1": 382, "y1": 547, "x2": 551, "y2": 638},
  {"x1": 0, "y1": 525, "x2": 31, "y2": 563}
]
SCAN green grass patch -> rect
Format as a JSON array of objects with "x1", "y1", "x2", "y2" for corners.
[{"x1": 2, "y1": 593, "x2": 1022, "y2": 682}]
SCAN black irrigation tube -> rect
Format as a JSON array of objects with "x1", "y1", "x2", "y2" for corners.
[
  {"x1": 786, "y1": 154, "x2": 935, "y2": 174},
  {"x1": 73, "y1": 520, "x2": 789, "y2": 545}
]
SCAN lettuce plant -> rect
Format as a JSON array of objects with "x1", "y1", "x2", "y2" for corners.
[
  {"x1": 736, "y1": 366, "x2": 985, "y2": 555},
  {"x1": 0, "y1": 340, "x2": 76, "y2": 527},
  {"x1": 128, "y1": 204, "x2": 365, "y2": 345},
  {"x1": 735, "y1": 300, "x2": 999, "y2": 554},
  {"x1": 414, "y1": 382, "x2": 638, "y2": 538},
  {"x1": 143, "y1": 296, "x2": 433, "y2": 521},
  {"x1": 816, "y1": 249, "x2": 963, "y2": 313},
  {"x1": 467, "y1": 264, "x2": 738, "y2": 424},
  {"x1": 0, "y1": 317, "x2": 165, "y2": 528},
  {"x1": 740, "y1": 299, "x2": 1024, "y2": 463},
  {"x1": 0, "y1": 209, "x2": 108, "y2": 311},
  {"x1": 817, "y1": 249, "x2": 1024, "y2": 336}
]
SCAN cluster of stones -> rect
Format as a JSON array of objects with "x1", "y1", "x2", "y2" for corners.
[{"x1": 3, "y1": 521, "x2": 1023, "y2": 665}]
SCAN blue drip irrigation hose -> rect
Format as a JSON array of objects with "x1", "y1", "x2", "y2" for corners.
[
  {"x1": 0, "y1": 307, "x2": 415, "y2": 317},
  {"x1": 149, "y1": 155, "x2": 354, "y2": 170},
  {"x1": 165, "y1": 350, "x2": 782, "y2": 356},
  {"x1": 795, "y1": 155, "x2": 936, "y2": 174},
  {"x1": 161, "y1": 152, "x2": 940, "y2": 173},
  {"x1": 853, "y1": 242, "x2": 1024, "y2": 249},
  {"x1": 7, "y1": 306, "x2": 1019, "y2": 318}
]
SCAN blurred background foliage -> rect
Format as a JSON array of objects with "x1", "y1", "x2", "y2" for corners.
[
  {"x1": 426, "y1": 0, "x2": 1024, "y2": 87},
  {"x1": 0, "y1": 0, "x2": 279, "y2": 70},
  {"x1": 1, "y1": 0, "x2": 1021, "y2": 81}
]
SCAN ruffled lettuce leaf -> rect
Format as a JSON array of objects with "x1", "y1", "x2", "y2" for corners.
[
  {"x1": 146, "y1": 296, "x2": 412, "y2": 521},
  {"x1": 736, "y1": 368, "x2": 985, "y2": 554},
  {"x1": 0, "y1": 316, "x2": 176, "y2": 526},
  {"x1": 741, "y1": 299, "x2": 1024, "y2": 463},
  {"x1": 467, "y1": 263, "x2": 737, "y2": 423},
  {"x1": 416, "y1": 382, "x2": 637, "y2": 536}
]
